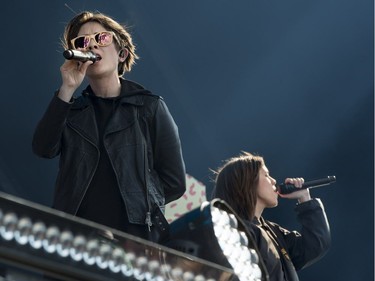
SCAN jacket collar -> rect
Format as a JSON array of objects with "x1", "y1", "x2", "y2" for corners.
[{"x1": 72, "y1": 78, "x2": 157, "y2": 109}]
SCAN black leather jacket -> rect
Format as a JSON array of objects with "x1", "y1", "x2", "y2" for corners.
[
  {"x1": 247, "y1": 198, "x2": 331, "y2": 281},
  {"x1": 32, "y1": 79, "x2": 186, "y2": 225}
]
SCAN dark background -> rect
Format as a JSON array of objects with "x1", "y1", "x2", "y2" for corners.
[{"x1": 1, "y1": 1, "x2": 373, "y2": 280}]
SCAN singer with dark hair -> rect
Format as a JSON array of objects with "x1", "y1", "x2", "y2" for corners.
[
  {"x1": 211, "y1": 152, "x2": 331, "y2": 281},
  {"x1": 32, "y1": 11, "x2": 186, "y2": 242}
]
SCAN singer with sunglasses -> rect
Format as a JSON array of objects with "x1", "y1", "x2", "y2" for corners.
[
  {"x1": 32, "y1": 11, "x2": 186, "y2": 242},
  {"x1": 211, "y1": 152, "x2": 331, "y2": 281}
]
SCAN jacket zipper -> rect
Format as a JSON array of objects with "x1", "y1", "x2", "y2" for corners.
[
  {"x1": 68, "y1": 124, "x2": 100, "y2": 216},
  {"x1": 143, "y1": 133, "x2": 153, "y2": 232},
  {"x1": 138, "y1": 109, "x2": 153, "y2": 232}
]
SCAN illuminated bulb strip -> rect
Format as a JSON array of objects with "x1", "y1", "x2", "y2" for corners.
[
  {"x1": 29, "y1": 221, "x2": 47, "y2": 249},
  {"x1": 159, "y1": 263, "x2": 172, "y2": 280},
  {"x1": 121, "y1": 262, "x2": 134, "y2": 278},
  {"x1": 56, "y1": 230, "x2": 74, "y2": 257},
  {"x1": 251, "y1": 264, "x2": 262, "y2": 279},
  {"x1": 14, "y1": 217, "x2": 32, "y2": 245},
  {"x1": 237, "y1": 245, "x2": 252, "y2": 263},
  {"x1": 95, "y1": 243, "x2": 112, "y2": 269},
  {"x1": 247, "y1": 248, "x2": 258, "y2": 265},
  {"x1": 194, "y1": 275, "x2": 206, "y2": 281},
  {"x1": 228, "y1": 214, "x2": 238, "y2": 229},
  {"x1": 121, "y1": 252, "x2": 135, "y2": 277},
  {"x1": 133, "y1": 256, "x2": 148, "y2": 280},
  {"x1": 211, "y1": 207, "x2": 231, "y2": 226},
  {"x1": 171, "y1": 267, "x2": 184, "y2": 279},
  {"x1": 227, "y1": 228, "x2": 241, "y2": 244},
  {"x1": 147, "y1": 260, "x2": 166, "y2": 281},
  {"x1": 0, "y1": 207, "x2": 218, "y2": 281},
  {"x1": 0, "y1": 209, "x2": 152, "y2": 280},
  {"x1": 43, "y1": 226, "x2": 60, "y2": 253},
  {"x1": 0, "y1": 212, "x2": 18, "y2": 241},
  {"x1": 108, "y1": 247, "x2": 125, "y2": 273},
  {"x1": 70, "y1": 235, "x2": 86, "y2": 261},
  {"x1": 239, "y1": 231, "x2": 249, "y2": 247},
  {"x1": 182, "y1": 271, "x2": 195, "y2": 281},
  {"x1": 210, "y1": 205, "x2": 263, "y2": 281}
]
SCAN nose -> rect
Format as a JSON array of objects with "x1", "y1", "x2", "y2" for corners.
[
  {"x1": 271, "y1": 177, "x2": 277, "y2": 185},
  {"x1": 87, "y1": 37, "x2": 99, "y2": 50}
]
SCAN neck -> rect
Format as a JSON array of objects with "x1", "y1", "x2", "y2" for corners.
[
  {"x1": 254, "y1": 204, "x2": 264, "y2": 219},
  {"x1": 88, "y1": 75, "x2": 122, "y2": 98}
]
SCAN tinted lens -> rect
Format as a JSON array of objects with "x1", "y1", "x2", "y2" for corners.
[
  {"x1": 71, "y1": 32, "x2": 113, "y2": 49},
  {"x1": 96, "y1": 32, "x2": 113, "y2": 46},
  {"x1": 73, "y1": 36, "x2": 87, "y2": 49}
]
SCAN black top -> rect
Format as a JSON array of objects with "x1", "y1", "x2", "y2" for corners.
[{"x1": 76, "y1": 94, "x2": 129, "y2": 231}]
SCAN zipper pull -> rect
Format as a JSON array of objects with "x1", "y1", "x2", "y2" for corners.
[{"x1": 145, "y1": 212, "x2": 152, "y2": 232}]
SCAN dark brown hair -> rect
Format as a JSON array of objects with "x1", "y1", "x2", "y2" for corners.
[
  {"x1": 212, "y1": 152, "x2": 265, "y2": 221},
  {"x1": 62, "y1": 11, "x2": 139, "y2": 76}
]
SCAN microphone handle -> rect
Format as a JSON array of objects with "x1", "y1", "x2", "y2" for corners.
[
  {"x1": 277, "y1": 184, "x2": 310, "y2": 195},
  {"x1": 63, "y1": 49, "x2": 97, "y2": 62},
  {"x1": 277, "y1": 176, "x2": 336, "y2": 194}
]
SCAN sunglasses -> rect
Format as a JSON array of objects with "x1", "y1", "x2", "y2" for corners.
[{"x1": 70, "y1": 31, "x2": 115, "y2": 49}]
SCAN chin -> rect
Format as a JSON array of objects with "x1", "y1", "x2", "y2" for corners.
[{"x1": 270, "y1": 200, "x2": 278, "y2": 208}]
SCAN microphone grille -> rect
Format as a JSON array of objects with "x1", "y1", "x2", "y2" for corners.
[{"x1": 63, "y1": 49, "x2": 74, "y2": 59}]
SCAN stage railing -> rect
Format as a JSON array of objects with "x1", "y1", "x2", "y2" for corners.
[{"x1": 0, "y1": 191, "x2": 235, "y2": 281}]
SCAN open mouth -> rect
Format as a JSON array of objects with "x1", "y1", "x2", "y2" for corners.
[{"x1": 94, "y1": 54, "x2": 102, "y2": 61}]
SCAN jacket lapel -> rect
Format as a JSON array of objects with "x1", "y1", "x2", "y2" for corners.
[
  {"x1": 68, "y1": 105, "x2": 99, "y2": 145},
  {"x1": 67, "y1": 87, "x2": 147, "y2": 142}
]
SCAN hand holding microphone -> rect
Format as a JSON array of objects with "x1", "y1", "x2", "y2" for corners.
[
  {"x1": 277, "y1": 176, "x2": 336, "y2": 195},
  {"x1": 58, "y1": 50, "x2": 98, "y2": 102}
]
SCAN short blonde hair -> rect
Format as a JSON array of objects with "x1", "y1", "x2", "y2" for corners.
[{"x1": 63, "y1": 11, "x2": 139, "y2": 76}]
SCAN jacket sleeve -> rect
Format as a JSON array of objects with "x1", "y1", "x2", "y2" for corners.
[
  {"x1": 32, "y1": 94, "x2": 72, "y2": 158},
  {"x1": 245, "y1": 222, "x2": 285, "y2": 281},
  {"x1": 276, "y1": 198, "x2": 331, "y2": 271},
  {"x1": 149, "y1": 98, "x2": 186, "y2": 204}
]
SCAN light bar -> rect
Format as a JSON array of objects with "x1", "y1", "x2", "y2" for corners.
[
  {"x1": 163, "y1": 199, "x2": 269, "y2": 281},
  {"x1": 0, "y1": 191, "x2": 237, "y2": 281}
]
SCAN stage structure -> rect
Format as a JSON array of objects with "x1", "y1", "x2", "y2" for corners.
[{"x1": 0, "y1": 191, "x2": 267, "y2": 281}]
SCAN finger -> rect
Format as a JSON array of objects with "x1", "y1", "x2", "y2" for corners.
[
  {"x1": 79, "y1": 60, "x2": 93, "y2": 72},
  {"x1": 293, "y1": 178, "x2": 304, "y2": 188},
  {"x1": 298, "y1": 177, "x2": 305, "y2": 186},
  {"x1": 285, "y1": 177, "x2": 304, "y2": 188}
]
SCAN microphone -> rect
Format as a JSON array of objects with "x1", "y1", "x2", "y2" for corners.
[
  {"x1": 276, "y1": 176, "x2": 336, "y2": 194},
  {"x1": 63, "y1": 49, "x2": 98, "y2": 62}
]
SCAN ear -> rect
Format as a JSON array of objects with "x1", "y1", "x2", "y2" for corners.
[{"x1": 118, "y1": 49, "x2": 129, "y2": 62}]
